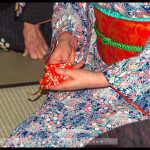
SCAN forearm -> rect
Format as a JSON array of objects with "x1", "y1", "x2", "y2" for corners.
[
  {"x1": 92, "y1": 71, "x2": 110, "y2": 89},
  {"x1": 102, "y1": 36, "x2": 150, "y2": 115}
]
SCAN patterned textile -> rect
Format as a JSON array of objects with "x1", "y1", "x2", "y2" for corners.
[
  {"x1": 96, "y1": 3, "x2": 150, "y2": 19},
  {"x1": 15, "y1": 2, "x2": 26, "y2": 17},
  {"x1": 4, "y1": 2, "x2": 150, "y2": 147}
]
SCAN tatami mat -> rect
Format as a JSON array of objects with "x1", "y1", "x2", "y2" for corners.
[
  {"x1": 0, "y1": 85, "x2": 47, "y2": 147},
  {"x1": 0, "y1": 50, "x2": 51, "y2": 147},
  {"x1": 0, "y1": 51, "x2": 47, "y2": 86}
]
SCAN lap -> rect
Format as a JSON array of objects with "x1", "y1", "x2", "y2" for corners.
[
  {"x1": 4, "y1": 86, "x2": 148, "y2": 147},
  {"x1": 3, "y1": 51, "x2": 149, "y2": 147}
]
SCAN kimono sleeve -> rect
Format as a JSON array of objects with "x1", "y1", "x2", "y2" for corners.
[
  {"x1": 103, "y1": 37, "x2": 150, "y2": 116},
  {"x1": 51, "y1": 2, "x2": 90, "y2": 50}
]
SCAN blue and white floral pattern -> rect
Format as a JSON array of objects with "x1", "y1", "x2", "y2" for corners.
[{"x1": 4, "y1": 2, "x2": 150, "y2": 147}]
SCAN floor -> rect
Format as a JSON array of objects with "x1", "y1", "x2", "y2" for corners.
[{"x1": 0, "y1": 51, "x2": 48, "y2": 147}]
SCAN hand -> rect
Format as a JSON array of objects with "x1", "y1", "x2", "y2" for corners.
[
  {"x1": 50, "y1": 33, "x2": 78, "y2": 65},
  {"x1": 23, "y1": 22, "x2": 49, "y2": 59},
  {"x1": 49, "y1": 67, "x2": 110, "y2": 91}
]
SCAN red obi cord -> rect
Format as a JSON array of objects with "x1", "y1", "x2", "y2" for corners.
[{"x1": 94, "y1": 7, "x2": 150, "y2": 66}]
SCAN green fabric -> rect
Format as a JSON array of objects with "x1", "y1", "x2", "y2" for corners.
[{"x1": 93, "y1": 3, "x2": 150, "y2": 22}]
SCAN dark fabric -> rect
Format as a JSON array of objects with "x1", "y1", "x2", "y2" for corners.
[
  {"x1": 0, "y1": 3, "x2": 13, "y2": 12},
  {"x1": 0, "y1": 3, "x2": 24, "y2": 52},
  {"x1": 85, "y1": 119, "x2": 150, "y2": 147},
  {"x1": 0, "y1": 3, "x2": 52, "y2": 53},
  {"x1": 17, "y1": 3, "x2": 53, "y2": 24}
]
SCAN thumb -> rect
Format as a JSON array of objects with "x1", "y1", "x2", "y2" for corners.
[{"x1": 55, "y1": 67, "x2": 73, "y2": 77}]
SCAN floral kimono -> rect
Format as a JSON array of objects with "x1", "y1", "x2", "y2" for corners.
[{"x1": 4, "y1": 2, "x2": 150, "y2": 147}]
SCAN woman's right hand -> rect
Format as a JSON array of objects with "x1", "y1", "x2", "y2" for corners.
[
  {"x1": 50, "y1": 33, "x2": 78, "y2": 65},
  {"x1": 50, "y1": 32, "x2": 85, "y2": 69}
]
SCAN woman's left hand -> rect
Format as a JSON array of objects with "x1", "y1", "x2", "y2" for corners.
[{"x1": 49, "y1": 66, "x2": 110, "y2": 91}]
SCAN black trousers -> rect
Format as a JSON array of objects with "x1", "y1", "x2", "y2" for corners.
[{"x1": 0, "y1": 3, "x2": 52, "y2": 53}]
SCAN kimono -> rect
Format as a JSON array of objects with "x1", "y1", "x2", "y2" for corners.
[
  {"x1": 0, "y1": 3, "x2": 53, "y2": 52},
  {"x1": 4, "y1": 2, "x2": 150, "y2": 147}
]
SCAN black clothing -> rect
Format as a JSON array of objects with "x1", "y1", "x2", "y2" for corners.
[{"x1": 0, "y1": 3, "x2": 53, "y2": 53}]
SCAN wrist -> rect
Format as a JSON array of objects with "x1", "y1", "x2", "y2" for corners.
[
  {"x1": 94, "y1": 72, "x2": 110, "y2": 88},
  {"x1": 24, "y1": 22, "x2": 40, "y2": 31}
]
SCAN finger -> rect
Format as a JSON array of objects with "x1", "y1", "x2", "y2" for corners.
[
  {"x1": 69, "y1": 49, "x2": 75, "y2": 64},
  {"x1": 25, "y1": 41, "x2": 39, "y2": 59},
  {"x1": 49, "y1": 76, "x2": 78, "y2": 91},
  {"x1": 28, "y1": 48, "x2": 38, "y2": 59},
  {"x1": 40, "y1": 46, "x2": 49, "y2": 56},
  {"x1": 23, "y1": 48, "x2": 29, "y2": 56},
  {"x1": 37, "y1": 50, "x2": 44, "y2": 59},
  {"x1": 73, "y1": 60, "x2": 85, "y2": 69},
  {"x1": 36, "y1": 43, "x2": 48, "y2": 59},
  {"x1": 49, "y1": 79, "x2": 72, "y2": 91},
  {"x1": 33, "y1": 43, "x2": 44, "y2": 59},
  {"x1": 55, "y1": 67, "x2": 74, "y2": 77},
  {"x1": 27, "y1": 31, "x2": 44, "y2": 59},
  {"x1": 62, "y1": 58, "x2": 70, "y2": 64},
  {"x1": 49, "y1": 52, "x2": 64, "y2": 64},
  {"x1": 50, "y1": 58, "x2": 62, "y2": 65},
  {"x1": 38, "y1": 31, "x2": 49, "y2": 56},
  {"x1": 59, "y1": 50, "x2": 71, "y2": 63},
  {"x1": 38, "y1": 29, "x2": 49, "y2": 50}
]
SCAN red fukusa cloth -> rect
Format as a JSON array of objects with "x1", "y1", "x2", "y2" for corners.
[{"x1": 40, "y1": 61, "x2": 73, "y2": 89}]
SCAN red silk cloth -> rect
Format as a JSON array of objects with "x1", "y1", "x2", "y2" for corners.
[
  {"x1": 94, "y1": 7, "x2": 150, "y2": 66},
  {"x1": 40, "y1": 61, "x2": 73, "y2": 89}
]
